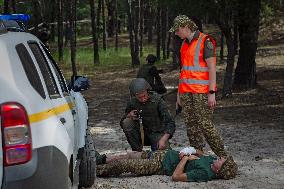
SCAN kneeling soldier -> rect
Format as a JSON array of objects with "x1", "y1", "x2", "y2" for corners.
[{"x1": 120, "y1": 78, "x2": 176, "y2": 151}]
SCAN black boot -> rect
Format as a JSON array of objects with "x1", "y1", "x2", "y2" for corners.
[{"x1": 95, "y1": 150, "x2": 106, "y2": 165}]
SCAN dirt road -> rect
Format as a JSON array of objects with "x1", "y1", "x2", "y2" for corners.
[{"x1": 83, "y1": 50, "x2": 284, "y2": 189}]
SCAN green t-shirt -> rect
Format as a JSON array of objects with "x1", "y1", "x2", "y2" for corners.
[{"x1": 162, "y1": 150, "x2": 217, "y2": 182}]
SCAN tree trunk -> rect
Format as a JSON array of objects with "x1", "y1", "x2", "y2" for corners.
[
  {"x1": 114, "y1": 0, "x2": 119, "y2": 51},
  {"x1": 126, "y1": 0, "x2": 139, "y2": 65},
  {"x1": 234, "y1": 0, "x2": 260, "y2": 89},
  {"x1": 57, "y1": 0, "x2": 64, "y2": 62},
  {"x1": 161, "y1": 2, "x2": 167, "y2": 60},
  {"x1": 139, "y1": 0, "x2": 144, "y2": 57},
  {"x1": 166, "y1": 31, "x2": 171, "y2": 59},
  {"x1": 97, "y1": 0, "x2": 102, "y2": 38},
  {"x1": 70, "y1": 0, "x2": 77, "y2": 76},
  {"x1": 4, "y1": 0, "x2": 9, "y2": 14},
  {"x1": 166, "y1": 7, "x2": 170, "y2": 59},
  {"x1": 156, "y1": 0, "x2": 161, "y2": 60},
  {"x1": 220, "y1": 31, "x2": 224, "y2": 63},
  {"x1": 32, "y1": 0, "x2": 43, "y2": 27},
  {"x1": 11, "y1": 0, "x2": 16, "y2": 13},
  {"x1": 233, "y1": 20, "x2": 238, "y2": 55},
  {"x1": 213, "y1": 0, "x2": 237, "y2": 97},
  {"x1": 172, "y1": 35, "x2": 182, "y2": 69},
  {"x1": 220, "y1": 26, "x2": 235, "y2": 97},
  {"x1": 107, "y1": 0, "x2": 115, "y2": 38},
  {"x1": 102, "y1": 0, "x2": 107, "y2": 50},
  {"x1": 50, "y1": 1, "x2": 56, "y2": 42},
  {"x1": 90, "y1": 0, "x2": 100, "y2": 65},
  {"x1": 133, "y1": 0, "x2": 140, "y2": 62},
  {"x1": 74, "y1": 0, "x2": 77, "y2": 48},
  {"x1": 146, "y1": 0, "x2": 153, "y2": 44}
]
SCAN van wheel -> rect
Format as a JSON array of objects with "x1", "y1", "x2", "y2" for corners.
[{"x1": 79, "y1": 129, "x2": 96, "y2": 188}]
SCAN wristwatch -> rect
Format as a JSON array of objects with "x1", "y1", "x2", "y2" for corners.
[{"x1": 209, "y1": 90, "x2": 215, "y2": 94}]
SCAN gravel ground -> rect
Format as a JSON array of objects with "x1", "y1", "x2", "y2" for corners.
[{"x1": 82, "y1": 52, "x2": 284, "y2": 189}]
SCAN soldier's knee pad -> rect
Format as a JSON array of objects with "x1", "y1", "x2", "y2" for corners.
[{"x1": 121, "y1": 118, "x2": 138, "y2": 132}]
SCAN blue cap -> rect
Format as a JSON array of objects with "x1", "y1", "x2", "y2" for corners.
[{"x1": 0, "y1": 14, "x2": 30, "y2": 22}]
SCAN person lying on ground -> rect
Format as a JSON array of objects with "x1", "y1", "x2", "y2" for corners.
[{"x1": 95, "y1": 147, "x2": 238, "y2": 182}]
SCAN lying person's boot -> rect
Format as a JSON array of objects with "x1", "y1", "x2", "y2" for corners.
[{"x1": 95, "y1": 150, "x2": 107, "y2": 165}]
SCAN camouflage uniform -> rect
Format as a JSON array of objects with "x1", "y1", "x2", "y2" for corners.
[
  {"x1": 120, "y1": 92, "x2": 175, "y2": 151},
  {"x1": 170, "y1": 15, "x2": 227, "y2": 157},
  {"x1": 96, "y1": 150, "x2": 238, "y2": 180},
  {"x1": 97, "y1": 150, "x2": 166, "y2": 176},
  {"x1": 180, "y1": 93, "x2": 227, "y2": 157}
]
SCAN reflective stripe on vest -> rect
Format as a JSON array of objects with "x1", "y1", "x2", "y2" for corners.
[{"x1": 179, "y1": 78, "x2": 209, "y2": 85}]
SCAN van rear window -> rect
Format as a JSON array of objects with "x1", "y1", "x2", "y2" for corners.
[{"x1": 16, "y1": 43, "x2": 46, "y2": 99}]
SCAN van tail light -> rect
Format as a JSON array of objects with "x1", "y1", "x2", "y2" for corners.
[{"x1": 0, "y1": 102, "x2": 32, "y2": 166}]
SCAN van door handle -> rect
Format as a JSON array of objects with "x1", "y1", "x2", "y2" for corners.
[{"x1": 60, "y1": 117, "x2": 66, "y2": 124}]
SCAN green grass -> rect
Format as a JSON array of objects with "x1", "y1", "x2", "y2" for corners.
[{"x1": 50, "y1": 45, "x2": 159, "y2": 76}]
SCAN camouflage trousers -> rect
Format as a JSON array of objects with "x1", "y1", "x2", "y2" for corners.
[
  {"x1": 121, "y1": 118, "x2": 171, "y2": 151},
  {"x1": 180, "y1": 93, "x2": 227, "y2": 157},
  {"x1": 97, "y1": 150, "x2": 167, "y2": 177}
]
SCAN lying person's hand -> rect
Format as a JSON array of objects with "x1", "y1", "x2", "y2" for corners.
[
  {"x1": 187, "y1": 154, "x2": 200, "y2": 161},
  {"x1": 181, "y1": 154, "x2": 200, "y2": 161}
]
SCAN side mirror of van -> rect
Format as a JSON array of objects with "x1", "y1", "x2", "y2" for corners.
[{"x1": 69, "y1": 75, "x2": 90, "y2": 92}]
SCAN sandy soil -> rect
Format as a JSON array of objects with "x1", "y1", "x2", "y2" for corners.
[{"x1": 82, "y1": 46, "x2": 284, "y2": 189}]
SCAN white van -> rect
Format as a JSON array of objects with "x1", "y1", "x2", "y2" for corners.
[{"x1": 0, "y1": 14, "x2": 95, "y2": 189}]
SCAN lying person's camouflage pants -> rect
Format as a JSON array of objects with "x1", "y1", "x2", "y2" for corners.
[{"x1": 97, "y1": 150, "x2": 167, "y2": 176}]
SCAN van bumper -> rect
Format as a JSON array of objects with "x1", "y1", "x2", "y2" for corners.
[{"x1": 3, "y1": 146, "x2": 69, "y2": 189}]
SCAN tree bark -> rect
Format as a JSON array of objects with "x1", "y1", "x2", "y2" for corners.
[
  {"x1": 133, "y1": 0, "x2": 140, "y2": 62},
  {"x1": 220, "y1": 26, "x2": 235, "y2": 97},
  {"x1": 220, "y1": 31, "x2": 224, "y2": 62},
  {"x1": 70, "y1": 0, "x2": 77, "y2": 76},
  {"x1": 107, "y1": 0, "x2": 115, "y2": 37},
  {"x1": 213, "y1": 0, "x2": 236, "y2": 97},
  {"x1": 114, "y1": 0, "x2": 119, "y2": 51},
  {"x1": 166, "y1": 7, "x2": 171, "y2": 59},
  {"x1": 161, "y1": 2, "x2": 167, "y2": 60},
  {"x1": 233, "y1": 20, "x2": 238, "y2": 55},
  {"x1": 145, "y1": 0, "x2": 153, "y2": 43},
  {"x1": 139, "y1": 0, "x2": 144, "y2": 57},
  {"x1": 50, "y1": 1, "x2": 56, "y2": 42},
  {"x1": 156, "y1": 0, "x2": 161, "y2": 60},
  {"x1": 4, "y1": 0, "x2": 9, "y2": 14},
  {"x1": 102, "y1": 0, "x2": 107, "y2": 50},
  {"x1": 172, "y1": 35, "x2": 182, "y2": 69},
  {"x1": 11, "y1": 0, "x2": 16, "y2": 13},
  {"x1": 57, "y1": 0, "x2": 64, "y2": 62},
  {"x1": 90, "y1": 0, "x2": 100, "y2": 65},
  {"x1": 32, "y1": 0, "x2": 43, "y2": 28},
  {"x1": 126, "y1": 0, "x2": 139, "y2": 65},
  {"x1": 97, "y1": 0, "x2": 102, "y2": 37},
  {"x1": 234, "y1": 0, "x2": 260, "y2": 89}
]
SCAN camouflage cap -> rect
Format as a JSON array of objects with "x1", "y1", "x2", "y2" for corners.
[
  {"x1": 217, "y1": 156, "x2": 238, "y2": 179},
  {"x1": 169, "y1": 15, "x2": 191, "y2": 32}
]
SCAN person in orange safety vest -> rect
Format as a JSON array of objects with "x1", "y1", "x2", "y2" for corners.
[{"x1": 169, "y1": 15, "x2": 227, "y2": 157}]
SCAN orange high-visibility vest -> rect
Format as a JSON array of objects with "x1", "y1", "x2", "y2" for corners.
[{"x1": 178, "y1": 32, "x2": 216, "y2": 94}]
